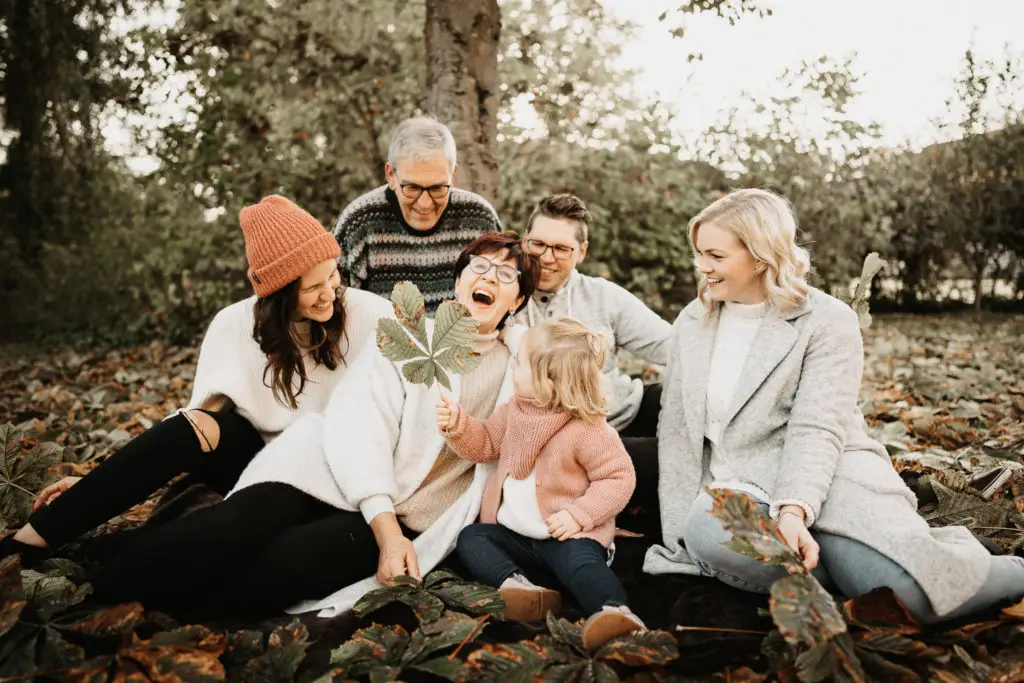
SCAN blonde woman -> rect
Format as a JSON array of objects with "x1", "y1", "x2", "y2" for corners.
[
  {"x1": 437, "y1": 318, "x2": 643, "y2": 649},
  {"x1": 644, "y1": 188, "x2": 1023, "y2": 625}
]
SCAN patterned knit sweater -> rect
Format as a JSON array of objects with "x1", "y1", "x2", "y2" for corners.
[
  {"x1": 333, "y1": 185, "x2": 501, "y2": 313},
  {"x1": 445, "y1": 396, "x2": 636, "y2": 548}
]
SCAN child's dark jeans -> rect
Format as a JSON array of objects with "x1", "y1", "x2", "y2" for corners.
[{"x1": 456, "y1": 522, "x2": 627, "y2": 615}]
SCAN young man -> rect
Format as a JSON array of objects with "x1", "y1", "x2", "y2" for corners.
[
  {"x1": 333, "y1": 116, "x2": 501, "y2": 312},
  {"x1": 513, "y1": 194, "x2": 672, "y2": 437},
  {"x1": 513, "y1": 194, "x2": 672, "y2": 513}
]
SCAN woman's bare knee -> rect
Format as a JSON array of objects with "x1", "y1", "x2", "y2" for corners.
[
  {"x1": 13, "y1": 523, "x2": 48, "y2": 548},
  {"x1": 183, "y1": 410, "x2": 221, "y2": 452}
]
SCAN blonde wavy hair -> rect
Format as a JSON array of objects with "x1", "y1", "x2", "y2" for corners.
[
  {"x1": 522, "y1": 318, "x2": 609, "y2": 424},
  {"x1": 689, "y1": 188, "x2": 811, "y2": 320}
]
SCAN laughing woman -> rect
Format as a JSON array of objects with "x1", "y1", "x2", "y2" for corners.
[
  {"x1": 87, "y1": 232, "x2": 540, "y2": 618},
  {"x1": 645, "y1": 188, "x2": 1024, "y2": 625},
  {"x1": 1, "y1": 196, "x2": 392, "y2": 560}
]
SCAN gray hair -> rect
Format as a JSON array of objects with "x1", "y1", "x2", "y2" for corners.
[{"x1": 386, "y1": 116, "x2": 457, "y2": 171}]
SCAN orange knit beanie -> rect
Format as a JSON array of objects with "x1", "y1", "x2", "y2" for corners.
[{"x1": 239, "y1": 195, "x2": 341, "y2": 297}]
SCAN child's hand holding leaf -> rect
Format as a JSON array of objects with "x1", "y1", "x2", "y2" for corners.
[{"x1": 436, "y1": 395, "x2": 459, "y2": 433}]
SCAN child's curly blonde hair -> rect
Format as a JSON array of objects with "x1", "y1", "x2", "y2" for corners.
[{"x1": 522, "y1": 317, "x2": 609, "y2": 424}]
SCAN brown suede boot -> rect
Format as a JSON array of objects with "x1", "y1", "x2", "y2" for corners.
[
  {"x1": 581, "y1": 605, "x2": 646, "y2": 649},
  {"x1": 498, "y1": 574, "x2": 563, "y2": 621}
]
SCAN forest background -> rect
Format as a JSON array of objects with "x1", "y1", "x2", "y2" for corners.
[
  {"x1": 3, "y1": 3, "x2": 1024, "y2": 681},
  {"x1": 1, "y1": 0, "x2": 1023, "y2": 345}
]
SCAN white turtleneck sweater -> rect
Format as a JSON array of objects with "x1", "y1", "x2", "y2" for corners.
[
  {"x1": 705, "y1": 300, "x2": 770, "y2": 500},
  {"x1": 705, "y1": 300, "x2": 817, "y2": 524}
]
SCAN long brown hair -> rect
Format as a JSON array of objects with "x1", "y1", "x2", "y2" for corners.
[{"x1": 252, "y1": 275, "x2": 347, "y2": 409}]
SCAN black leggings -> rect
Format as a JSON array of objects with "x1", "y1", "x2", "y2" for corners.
[
  {"x1": 28, "y1": 411, "x2": 264, "y2": 549},
  {"x1": 91, "y1": 483, "x2": 388, "y2": 617},
  {"x1": 619, "y1": 383, "x2": 662, "y2": 439},
  {"x1": 619, "y1": 383, "x2": 662, "y2": 510}
]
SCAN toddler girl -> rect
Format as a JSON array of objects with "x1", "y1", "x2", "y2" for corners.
[{"x1": 436, "y1": 317, "x2": 644, "y2": 649}]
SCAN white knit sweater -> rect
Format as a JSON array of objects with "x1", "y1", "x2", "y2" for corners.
[
  {"x1": 230, "y1": 324, "x2": 527, "y2": 617},
  {"x1": 184, "y1": 288, "x2": 393, "y2": 440}
]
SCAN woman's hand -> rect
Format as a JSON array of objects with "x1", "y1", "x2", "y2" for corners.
[
  {"x1": 376, "y1": 534, "x2": 421, "y2": 586},
  {"x1": 777, "y1": 505, "x2": 819, "y2": 571},
  {"x1": 546, "y1": 509, "x2": 582, "y2": 541},
  {"x1": 435, "y1": 396, "x2": 458, "y2": 432},
  {"x1": 33, "y1": 476, "x2": 81, "y2": 510}
]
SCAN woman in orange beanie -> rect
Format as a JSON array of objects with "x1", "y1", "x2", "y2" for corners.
[
  {"x1": 80, "y1": 232, "x2": 541, "y2": 621},
  {"x1": 2, "y1": 195, "x2": 393, "y2": 560}
]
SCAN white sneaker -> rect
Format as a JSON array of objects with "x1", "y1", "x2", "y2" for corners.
[
  {"x1": 582, "y1": 604, "x2": 646, "y2": 649},
  {"x1": 498, "y1": 574, "x2": 563, "y2": 621}
]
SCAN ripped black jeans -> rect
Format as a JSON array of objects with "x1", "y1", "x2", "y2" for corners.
[{"x1": 27, "y1": 411, "x2": 263, "y2": 549}]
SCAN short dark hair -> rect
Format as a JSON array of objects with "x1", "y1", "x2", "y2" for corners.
[
  {"x1": 525, "y1": 194, "x2": 592, "y2": 243},
  {"x1": 454, "y1": 231, "x2": 541, "y2": 326}
]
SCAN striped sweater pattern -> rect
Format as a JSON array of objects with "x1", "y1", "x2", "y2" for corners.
[{"x1": 333, "y1": 185, "x2": 501, "y2": 313}]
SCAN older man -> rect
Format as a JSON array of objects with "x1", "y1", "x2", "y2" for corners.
[{"x1": 333, "y1": 116, "x2": 502, "y2": 312}]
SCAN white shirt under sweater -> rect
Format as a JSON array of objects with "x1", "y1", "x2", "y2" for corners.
[
  {"x1": 184, "y1": 287, "x2": 393, "y2": 441},
  {"x1": 705, "y1": 300, "x2": 770, "y2": 501},
  {"x1": 497, "y1": 470, "x2": 549, "y2": 539}
]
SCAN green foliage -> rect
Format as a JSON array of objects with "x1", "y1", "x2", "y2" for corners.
[
  {"x1": 707, "y1": 487, "x2": 858, "y2": 682},
  {"x1": 705, "y1": 486, "x2": 802, "y2": 569},
  {"x1": 326, "y1": 614, "x2": 484, "y2": 682},
  {"x1": 348, "y1": 572, "x2": 680, "y2": 681},
  {"x1": 704, "y1": 486, "x2": 1024, "y2": 682},
  {"x1": 354, "y1": 571, "x2": 504, "y2": 623},
  {"x1": 461, "y1": 612, "x2": 679, "y2": 682},
  {"x1": 234, "y1": 619, "x2": 310, "y2": 683},
  {"x1": 0, "y1": 555, "x2": 310, "y2": 682},
  {"x1": 0, "y1": 557, "x2": 27, "y2": 641},
  {"x1": 0, "y1": 0, "x2": 160, "y2": 263},
  {"x1": 0, "y1": 556, "x2": 93, "y2": 677},
  {"x1": 0, "y1": 172, "x2": 242, "y2": 345},
  {"x1": 4, "y1": 0, "x2": 1024, "y2": 345},
  {"x1": 0, "y1": 423, "x2": 65, "y2": 532},
  {"x1": 376, "y1": 282, "x2": 481, "y2": 390}
]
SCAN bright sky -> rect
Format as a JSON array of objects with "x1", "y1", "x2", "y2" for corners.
[{"x1": 599, "y1": 0, "x2": 1024, "y2": 149}]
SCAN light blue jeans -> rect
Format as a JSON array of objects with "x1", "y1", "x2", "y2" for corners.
[{"x1": 683, "y1": 491, "x2": 1024, "y2": 625}]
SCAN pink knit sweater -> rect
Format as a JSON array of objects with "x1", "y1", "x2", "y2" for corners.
[{"x1": 445, "y1": 396, "x2": 636, "y2": 548}]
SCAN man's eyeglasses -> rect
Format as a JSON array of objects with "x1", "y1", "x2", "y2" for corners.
[
  {"x1": 525, "y1": 238, "x2": 576, "y2": 261},
  {"x1": 395, "y1": 173, "x2": 451, "y2": 201},
  {"x1": 469, "y1": 255, "x2": 520, "y2": 284}
]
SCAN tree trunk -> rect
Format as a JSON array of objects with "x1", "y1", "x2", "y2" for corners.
[{"x1": 425, "y1": 0, "x2": 501, "y2": 202}]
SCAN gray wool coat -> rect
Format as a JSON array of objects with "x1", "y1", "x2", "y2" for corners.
[{"x1": 644, "y1": 288, "x2": 991, "y2": 617}]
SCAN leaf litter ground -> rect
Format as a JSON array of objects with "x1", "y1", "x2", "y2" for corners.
[{"x1": 1, "y1": 313, "x2": 1023, "y2": 681}]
